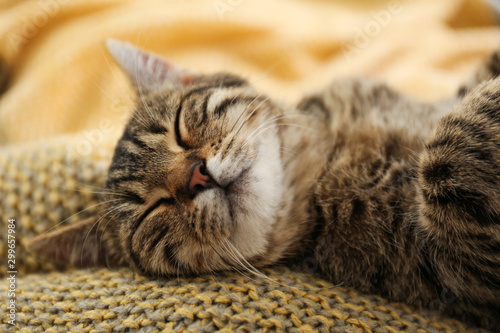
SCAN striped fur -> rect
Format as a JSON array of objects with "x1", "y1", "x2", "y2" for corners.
[{"x1": 29, "y1": 45, "x2": 500, "y2": 331}]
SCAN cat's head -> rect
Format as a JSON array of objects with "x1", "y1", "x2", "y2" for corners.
[{"x1": 28, "y1": 40, "x2": 289, "y2": 276}]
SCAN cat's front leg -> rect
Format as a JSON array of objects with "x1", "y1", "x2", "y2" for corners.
[{"x1": 417, "y1": 78, "x2": 500, "y2": 330}]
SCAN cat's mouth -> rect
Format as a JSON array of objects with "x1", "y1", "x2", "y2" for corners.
[{"x1": 224, "y1": 167, "x2": 251, "y2": 198}]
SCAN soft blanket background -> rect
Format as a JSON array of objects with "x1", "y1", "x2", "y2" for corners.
[{"x1": 0, "y1": 0, "x2": 499, "y2": 331}]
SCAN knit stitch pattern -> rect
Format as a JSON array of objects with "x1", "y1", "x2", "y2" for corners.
[
  {"x1": 1, "y1": 267, "x2": 487, "y2": 333},
  {"x1": 0, "y1": 136, "x2": 489, "y2": 332}
]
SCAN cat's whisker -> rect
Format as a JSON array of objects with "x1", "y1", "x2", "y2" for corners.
[
  {"x1": 221, "y1": 244, "x2": 261, "y2": 283},
  {"x1": 207, "y1": 242, "x2": 257, "y2": 300},
  {"x1": 212, "y1": 239, "x2": 253, "y2": 278},
  {"x1": 279, "y1": 147, "x2": 297, "y2": 158},
  {"x1": 216, "y1": 93, "x2": 268, "y2": 158},
  {"x1": 241, "y1": 122, "x2": 312, "y2": 150},
  {"x1": 54, "y1": 185, "x2": 128, "y2": 198},
  {"x1": 44, "y1": 169, "x2": 111, "y2": 193},
  {"x1": 98, "y1": 208, "x2": 126, "y2": 264},
  {"x1": 223, "y1": 240, "x2": 271, "y2": 281},
  {"x1": 229, "y1": 93, "x2": 265, "y2": 134},
  {"x1": 80, "y1": 203, "x2": 128, "y2": 267},
  {"x1": 217, "y1": 241, "x2": 260, "y2": 284},
  {"x1": 247, "y1": 112, "x2": 303, "y2": 136},
  {"x1": 209, "y1": 241, "x2": 253, "y2": 283},
  {"x1": 40, "y1": 199, "x2": 122, "y2": 235},
  {"x1": 280, "y1": 146, "x2": 298, "y2": 156},
  {"x1": 96, "y1": 203, "x2": 129, "y2": 248},
  {"x1": 233, "y1": 96, "x2": 271, "y2": 137},
  {"x1": 199, "y1": 242, "x2": 227, "y2": 292},
  {"x1": 219, "y1": 75, "x2": 273, "y2": 138},
  {"x1": 224, "y1": 240, "x2": 286, "y2": 287},
  {"x1": 237, "y1": 113, "x2": 299, "y2": 147},
  {"x1": 175, "y1": 253, "x2": 181, "y2": 283}
]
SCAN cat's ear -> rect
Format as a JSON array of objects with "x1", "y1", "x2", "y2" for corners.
[
  {"x1": 105, "y1": 39, "x2": 196, "y2": 94},
  {"x1": 27, "y1": 217, "x2": 120, "y2": 268}
]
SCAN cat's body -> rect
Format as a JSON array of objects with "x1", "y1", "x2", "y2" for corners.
[
  {"x1": 296, "y1": 78, "x2": 500, "y2": 329},
  {"x1": 29, "y1": 42, "x2": 500, "y2": 331}
]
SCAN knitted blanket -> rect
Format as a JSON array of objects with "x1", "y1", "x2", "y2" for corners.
[
  {"x1": 1, "y1": 0, "x2": 499, "y2": 331},
  {"x1": 0, "y1": 138, "x2": 492, "y2": 332}
]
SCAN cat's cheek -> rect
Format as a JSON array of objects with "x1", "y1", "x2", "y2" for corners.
[{"x1": 228, "y1": 132, "x2": 284, "y2": 259}]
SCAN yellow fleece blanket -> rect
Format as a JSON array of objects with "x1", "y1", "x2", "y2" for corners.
[
  {"x1": 0, "y1": 0, "x2": 499, "y2": 332},
  {"x1": 0, "y1": 0, "x2": 499, "y2": 145}
]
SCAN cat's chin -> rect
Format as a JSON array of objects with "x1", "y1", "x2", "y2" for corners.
[{"x1": 222, "y1": 135, "x2": 284, "y2": 260}]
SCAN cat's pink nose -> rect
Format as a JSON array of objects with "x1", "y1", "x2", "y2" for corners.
[{"x1": 188, "y1": 161, "x2": 212, "y2": 196}]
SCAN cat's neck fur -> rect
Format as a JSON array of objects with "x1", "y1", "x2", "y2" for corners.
[{"x1": 254, "y1": 104, "x2": 333, "y2": 265}]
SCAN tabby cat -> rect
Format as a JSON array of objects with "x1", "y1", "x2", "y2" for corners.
[{"x1": 29, "y1": 40, "x2": 500, "y2": 331}]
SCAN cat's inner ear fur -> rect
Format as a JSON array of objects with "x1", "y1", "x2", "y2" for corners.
[
  {"x1": 27, "y1": 217, "x2": 119, "y2": 269},
  {"x1": 105, "y1": 39, "x2": 196, "y2": 94}
]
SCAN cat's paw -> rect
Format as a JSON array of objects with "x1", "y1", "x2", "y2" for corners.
[{"x1": 419, "y1": 78, "x2": 500, "y2": 229}]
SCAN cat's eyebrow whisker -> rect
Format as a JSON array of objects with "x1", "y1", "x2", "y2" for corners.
[
  {"x1": 217, "y1": 93, "x2": 268, "y2": 158},
  {"x1": 219, "y1": 87, "x2": 256, "y2": 138},
  {"x1": 279, "y1": 146, "x2": 298, "y2": 158},
  {"x1": 244, "y1": 113, "x2": 303, "y2": 140},
  {"x1": 229, "y1": 93, "x2": 265, "y2": 134},
  {"x1": 221, "y1": 93, "x2": 262, "y2": 145},
  {"x1": 241, "y1": 121, "x2": 311, "y2": 150},
  {"x1": 232, "y1": 94, "x2": 267, "y2": 133},
  {"x1": 238, "y1": 113, "x2": 293, "y2": 145},
  {"x1": 137, "y1": 86, "x2": 155, "y2": 124},
  {"x1": 132, "y1": 111, "x2": 152, "y2": 129},
  {"x1": 220, "y1": 74, "x2": 274, "y2": 137},
  {"x1": 233, "y1": 96, "x2": 271, "y2": 138}
]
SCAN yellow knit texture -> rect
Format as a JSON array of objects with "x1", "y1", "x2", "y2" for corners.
[{"x1": 1, "y1": 266, "x2": 487, "y2": 332}]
